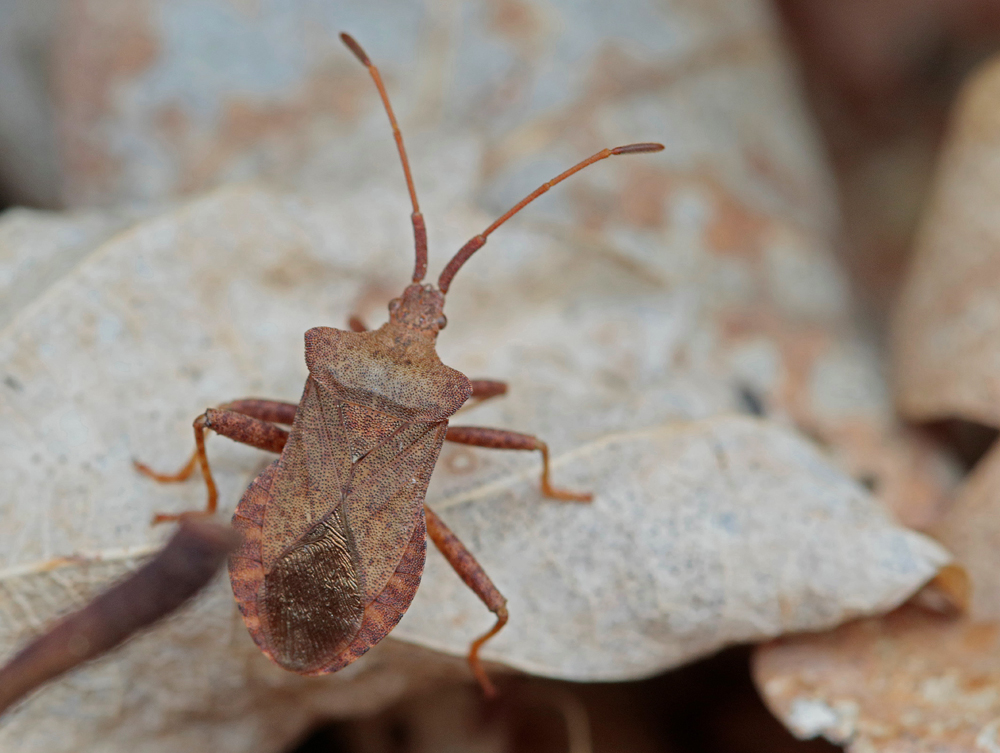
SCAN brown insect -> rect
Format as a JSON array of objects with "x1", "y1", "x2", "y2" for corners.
[{"x1": 137, "y1": 33, "x2": 663, "y2": 696}]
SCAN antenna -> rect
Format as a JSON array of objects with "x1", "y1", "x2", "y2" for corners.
[
  {"x1": 437, "y1": 143, "x2": 665, "y2": 293},
  {"x1": 341, "y1": 33, "x2": 429, "y2": 283}
]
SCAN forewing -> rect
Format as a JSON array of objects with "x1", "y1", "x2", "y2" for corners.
[
  {"x1": 320, "y1": 510, "x2": 427, "y2": 674},
  {"x1": 346, "y1": 415, "x2": 447, "y2": 602},
  {"x1": 278, "y1": 372, "x2": 445, "y2": 603},
  {"x1": 261, "y1": 377, "x2": 352, "y2": 568},
  {"x1": 342, "y1": 403, "x2": 406, "y2": 461},
  {"x1": 248, "y1": 334, "x2": 453, "y2": 673}
]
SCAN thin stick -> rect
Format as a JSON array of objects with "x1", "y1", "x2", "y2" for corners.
[
  {"x1": 0, "y1": 521, "x2": 237, "y2": 716},
  {"x1": 341, "y1": 33, "x2": 428, "y2": 283},
  {"x1": 437, "y1": 142, "x2": 664, "y2": 293}
]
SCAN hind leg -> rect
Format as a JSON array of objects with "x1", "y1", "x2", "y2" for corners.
[
  {"x1": 424, "y1": 504, "x2": 508, "y2": 698},
  {"x1": 135, "y1": 399, "x2": 294, "y2": 523}
]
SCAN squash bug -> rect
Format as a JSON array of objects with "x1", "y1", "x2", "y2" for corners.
[{"x1": 137, "y1": 33, "x2": 663, "y2": 696}]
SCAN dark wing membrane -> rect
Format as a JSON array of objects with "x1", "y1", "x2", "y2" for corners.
[
  {"x1": 261, "y1": 503, "x2": 364, "y2": 673},
  {"x1": 318, "y1": 510, "x2": 427, "y2": 675},
  {"x1": 230, "y1": 461, "x2": 365, "y2": 674}
]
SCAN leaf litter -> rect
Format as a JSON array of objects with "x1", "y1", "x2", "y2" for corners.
[
  {"x1": 757, "y1": 52, "x2": 1000, "y2": 753},
  {"x1": 0, "y1": 175, "x2": 947, "y2": 749}
]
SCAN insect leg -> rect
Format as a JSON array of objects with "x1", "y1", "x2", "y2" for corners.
[
  {"x1": 218, "y1": 399, "x2": 298, "y2": 425},
  {"x1": 445, "y1": 426, "x2": 591, "y2": 502},
  {"x1": 423, "y1": 504, "x2": 508, "y2": 698},
  {"x1": 136, "y1": 401, "x2": 294, "y2": 523},
  {"x1": 456, "y1": 381, "x2": 508, "y2": 416},
  {"x1": 136, "y1": 398, "x2": 295, "y2": 482},
  {"x1": 468, "y1": 380, "x2": 508, "y2": 401}
]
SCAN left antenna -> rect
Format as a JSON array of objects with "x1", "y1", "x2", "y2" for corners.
[{"x1": 341, "y1": 33, "x2": 428, "y2": 283}]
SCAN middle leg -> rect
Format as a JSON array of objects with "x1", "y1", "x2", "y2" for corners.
[
  {"x1": 468, "y1": 380, "x2": 507, "y2": 402},
  {"x1": 445, "y1": 426, "x2": 591, "y2": 502}
]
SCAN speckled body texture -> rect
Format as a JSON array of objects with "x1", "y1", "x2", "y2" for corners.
[{"x1": 229, "y1": 285, "x2": 471, "y2": 674}]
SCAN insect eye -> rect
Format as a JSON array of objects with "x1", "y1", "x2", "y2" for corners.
[
  {"x1": 388, "y1": 299, "x2": 400, "y2": 312},
  {"x1": 436, "y1": 315, "x2": 447, "y2": 330}
]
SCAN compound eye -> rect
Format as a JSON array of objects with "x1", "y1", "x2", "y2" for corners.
[
  {"x1": 388, "y1": 298, "x2": 400, "y2": 313},
  {"x1": 436, "y1": 314, "x2": 448, "y2": 330}
]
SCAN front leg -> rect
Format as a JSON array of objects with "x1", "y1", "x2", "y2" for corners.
[
  {"x1": 135, "y1": 399, "x2": 295, "y2": 523},
  {"x1": 445, "y1": 426, "x2": 591, "y2": 502},
  {"x1": 424, "y1": 504, "x2": 508, "y2": 697}
]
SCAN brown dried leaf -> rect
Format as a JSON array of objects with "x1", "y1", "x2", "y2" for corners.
[
  {"x1": 754, "y1": 607, "x2": 1000, "y2": 752},
  {"x1": 933, "y1": 441, "x2": 1000, "y2": 621},
  {"x1": 756, "y1": 52, "x2": 1000, "y2": 753},
  {"x1": 893, "y1": 55, "x2": 1000, "y2": 427}
]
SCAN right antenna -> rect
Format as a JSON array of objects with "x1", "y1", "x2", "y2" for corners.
[{"x1": 437, "y1": 142, "x2": 665, "y2": 294}]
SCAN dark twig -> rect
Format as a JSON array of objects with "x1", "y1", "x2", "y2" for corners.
[{"x1": 0, "y1": 520, "x2": 237, "y2": 716}]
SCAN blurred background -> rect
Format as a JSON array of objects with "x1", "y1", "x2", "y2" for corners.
[
  {"x1": 5, "y1": 0, "x2": 1000, "y2": 320},
  {"x1": 2, "y1": 0, "x2": 1000, "y2": 751}
]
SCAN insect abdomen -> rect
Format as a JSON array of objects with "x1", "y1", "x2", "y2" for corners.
[{"x1": 230, "y1": 459, "x2": 428, "y2": 676}]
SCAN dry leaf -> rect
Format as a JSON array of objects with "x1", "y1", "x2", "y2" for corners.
[
  {"x1": 51, "y1": 0, "x2": 816, "y2": 212},
  {"x1": 756, "y1": 53, "x2": 1000, "y2": 752},
  {"x1": 0, "y1": 520, "x2": 237, "y2": 716},
  {"x1": 409, "y1": 416, "x2": 946, "y2": 681},
  {"x1": 932, "y1": 441, "x2": 1000, "y2": 621},
  {"x1": 0, "y1": 179, "x2": 947, "y2": 749},
  {"x1": 754, "y1": 606, "x2": 1000, "y2": 753},
  {"x1": 0, "y1": 206, "x2": 139, "y2": 331},
  {"x1": 893, "y1": 55, "x2": 1000, "y2": 428}
]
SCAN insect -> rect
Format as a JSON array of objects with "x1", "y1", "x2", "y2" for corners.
[{"x1": 137, "y1": 33, "x2": 663, "y2": 696}]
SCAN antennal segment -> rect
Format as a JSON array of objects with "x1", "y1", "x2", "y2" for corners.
[
  {"x1": 341, "y1": 33, "x2": 428, "y2": 283},
  {"x1": 437, "y1": 142, "x2": 664, "y2": 294}
]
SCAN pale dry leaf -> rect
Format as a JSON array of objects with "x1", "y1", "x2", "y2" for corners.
[
  {"x1": 0, "y1": 555, "x2": 464, "y2": 753},
  {"x1": 0, "y1": 206, "x2": 140, "y2": 331},
  {"x1": 0, "y1": 176, "x2": 947, "y2": 749},
  {"x1": 893, "y1": 54, "x2": 1000, "y2": 428},
  {"x1": 406, "y1": 416, "x2": 947, "y2": 681},
  {"x1": 51, "y1": 0, "x2": 803, "y2": 212},
  {"x1": 755, "y1": 53, "x2": 1000, "y2": 753},
  {"x1": 754, "y1": 606, "x2": 1000, "y2": 753}
]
